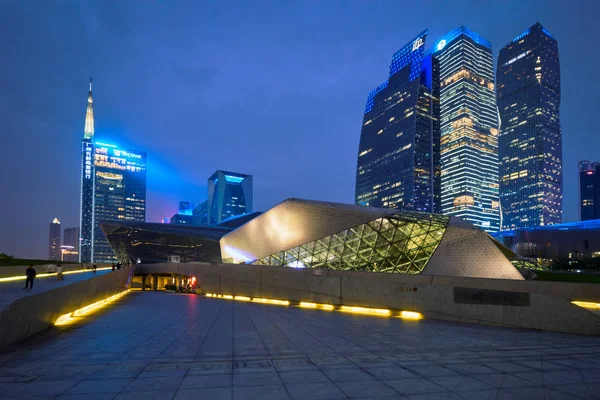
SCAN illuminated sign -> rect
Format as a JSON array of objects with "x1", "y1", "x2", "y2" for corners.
[
  {"x1": 436, "y1": 39, "x2": 446, "y2": 51},
  {"x1": 113, "y1": 149, "x2": 142, "y2": 159},
  {"x1": 412, "y1": 38, "x2": 424, "y2": 51},
  {"x1": 84, "y1": 142, "x2": 93, "y2": 179}
]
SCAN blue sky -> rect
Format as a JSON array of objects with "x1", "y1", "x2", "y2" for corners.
[{"x1": 1, "y1": 0, "x2": 598, "y2": 258}]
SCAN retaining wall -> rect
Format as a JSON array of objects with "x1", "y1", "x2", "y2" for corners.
[
  {"x1": 0, "y1": 263, "x2": 111, "y2": 279},
  {"x1": 138, "y1": 263, "x2": 600, "y2": 335},
  {"x1": 0, "y1": 266, "x2": 134, "y2": 349}
]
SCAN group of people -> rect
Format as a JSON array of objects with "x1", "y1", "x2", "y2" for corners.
[{"x1": 111, "y1": 262, "x2": 123, "y2": 271}]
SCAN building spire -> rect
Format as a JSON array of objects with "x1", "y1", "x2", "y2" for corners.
[{"x1": 84, "y1": 77, "x2": 94, "y2": 139}]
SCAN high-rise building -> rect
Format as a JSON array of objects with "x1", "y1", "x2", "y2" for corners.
[
  {"x1": 78, "y1": 79, "x2": 147, "y2": 262},
  {"x1": 49, "y1": 218, "x2": 61, "y2": 260},
  {"x1": 170, "y1": 201, "x2": 195, "y2": 225},
  {"x1": 63, "y1": 227, "x2": 79, "y2": 261},
  {"x1": 355, "y1": 30, "x2": 441, "y2": 212},
  {"x1": 432, "y1": 27, "x2": 500, "y2": 232},
  {"x1": 193, "y1": 200, "x2": 208, "y2": 226},
  {"x1": 497, "y1": 23, "x2": 562, "y2": 229},
  {"x1": 579, "y1": 161, "x2": 600, "y2": 221},
  {"x1": 207, "y1": 170, "x2": 253, "y2": 225}
]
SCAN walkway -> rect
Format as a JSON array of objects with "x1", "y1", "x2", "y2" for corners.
[
  {"x1": 0, "y1": 292, "x2": 599, "y2": 399},
  {"x1": 0, "y1": 269, "x2": 110, "y2": 311}
]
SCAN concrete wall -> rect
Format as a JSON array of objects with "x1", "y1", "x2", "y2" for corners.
[
  {"x1": 0, "y1": 263, "x2": 111, "y2": 279},
  {"x1": 0, "y1": 266, "x2": 134, "y2": 349},
  {"x1": 138, "y1": 263, "x2": 600, "y2": 336}
]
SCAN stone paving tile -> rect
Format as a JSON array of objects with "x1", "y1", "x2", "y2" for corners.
[
  {"x1": 114, "y1": 391, "x2": 177, "y2": 400},
  {"x1": 233, "y1": 384, "x2": 291, "y2": 400},
  {"x1": 1, "y1": 293, "x2": 600, "y2": 400}
]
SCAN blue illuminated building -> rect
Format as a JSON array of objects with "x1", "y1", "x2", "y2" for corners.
[
  {"x1": 493, "y1": 219, "x2": 600, "y2": 269},
  {"x1": 580, "y1": 161, "x2": 600, "y2": 221},
  {"x1": 433, "y1": 27, "x2": 499, "y2": 232},
  {"x1": 207, "y1": 170, "x2": 253, "y2": 225},
  {"x1": 78, "y1": 79, "x2": 147, "y2": 263},
  {"x1": 497, "y1": 23, "x2": 562, "y2": 230},
  {"x1": 170, "y1": 201, "x2": 195, "y2": 225},
  {"x1": 355, "y1": 30, "x2": 441, "y2": 212}
]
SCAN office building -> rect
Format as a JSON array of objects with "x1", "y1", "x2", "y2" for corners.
[
  {"x1": 170, "y1": 201, "x2": 195, "y2": 225},
  {"x1": 497, "y1": 23, "x2": 562, "y2": 229},
  {"x1": 193, "y1": 200, "x2": 208, "y2": 226},
  {"x1": 49, "y1": 218, "x2": 61, "y2": 260},
  {"x1": 207, "y1": 170, "x2": 253, "y2": 225},
  {"x1": 60, "y1": 245, "x2": 78, "y2": 262},
  {"x1": 63, "y1": 227, "x2": 79, "y2": 251},
  {"x1": 580, "y1": 161, "x2": 600, "y2": 221},
  {"x1": 78, "y1": 79, "x2": 147, "y2": 263},
  {"x1": 432, "y1": 27, "x2": 500, "y2": 232},
  {"x1": 355, "y1": 30, "x2": 440, "y2": 212}
]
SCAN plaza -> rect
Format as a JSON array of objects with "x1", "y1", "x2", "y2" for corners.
[{"x1": 1, "y1": 291, "x2": 599, "y2": 399}]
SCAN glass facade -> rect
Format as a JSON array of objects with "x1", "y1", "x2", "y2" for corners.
[
  {"x1": 253, "y1": 212, "x2": 449, "y2": 274},
  {"x1": 580, "y1": 161, "x2": 600, "y2": 221},
  {"x1": 92, "y1": 143, "x2": 146, "y2": 262},
  {"x1": 497, "y1": 23, "x2": 562, "y2": 229},
  {"x1": 432, "y1": 27, "x2": 500, "y2": 232},
  {"x1": 207, "y1": 170, "x2": 253, "y2": 225},
  {"x1": 355, "y1": 30, "x2": 441, "y2": 213}
]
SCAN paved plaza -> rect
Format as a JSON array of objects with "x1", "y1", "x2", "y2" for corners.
[{"x1": 0, "y1": 292, "x2": 599, "y2": 399}]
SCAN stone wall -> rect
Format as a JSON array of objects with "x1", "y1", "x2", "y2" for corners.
[
  {"x1": 0, "y1": 263, "x2": 111, "y2": 279},
  {"x1": 138, "y1": 263, "x2": 600, "y2": 335},
  {"x1": 0, "y1": 266, "x2": 134, "y2": 349}
]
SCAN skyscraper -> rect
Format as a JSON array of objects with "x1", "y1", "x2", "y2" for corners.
[
  {"x1": 579, "y1": 161, "x2": 600, "y2": 221},
  {"x1": 63, "y1": 226, "x2": 79, "y2": 261},
  {"x1": 170, "y1": 201, "x2": 195, "y2": 225},
  {"x1": 355, "y1": 30, "x2": 440, "y2": 212},
  {"x1": 497, "y1": 23, "x2": 562, "y2": 229},
  {"x1": 432, "y1": 27, "x2": 500, "y2": 232},
  {"x1": 49, "y1": 218, "x2": 61, "y2": 260},
  {"x1": 207, "y1": 170, "x2": 253, "y2": 225},
  {"x1": 78, "y1": 79, "x2": 147, "y2": 262}
]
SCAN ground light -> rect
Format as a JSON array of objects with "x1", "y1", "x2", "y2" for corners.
[
  {"x1": 54, "y1": 290, "x2": 130, "y2": 326},
  {"x1": 204, "y1": 293, "x2": 422, "y2": 320},
  {"x1": 572, "y1": 300, "x2": 600, "y2": 309},
  {"x1": 0, "y1": 267, "x2": 112, "y2": 283}
]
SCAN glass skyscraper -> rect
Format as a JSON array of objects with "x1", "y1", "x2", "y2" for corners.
[
  {"x1": 207, "y1": 170, "x2": 253, "y2": 225},
  {"x1": 579, "y1": 161, "x2": 600, "y2": 221},
  {"x1": 497, "y1": 23, "x2": 562, "y2": 229},
  {"x1": 432, "y1": 27, "x2": 500, "y2": 232},
  {"x1": 49, "y1": 218, "x2": 61, "y2": 261},
  {"x1": 355, "y1": 30, "x2": 440, "y2": 212},
  {"x1": 79, "y1": 79, "x2": 147, "y2": 262}
]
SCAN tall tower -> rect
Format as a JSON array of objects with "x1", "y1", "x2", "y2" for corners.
[
  {"x1": 432, "y1": 27, "x2": 500, "y2": 232},
  {"x1": 49, "y1": 218, "x2": 61, "y2": 260},
  {"x1": 497, "y1": 23, "x2": 562, "y2": 229},
  {"x1": 207, "y1": 170, "x2": 253, "y2": 225},
  {"x1": 79, "y1": 78, "x2": 95, "y2": 262},
  {"x1": 355, "y1": 30, "x2": 441, "y2": 212}
]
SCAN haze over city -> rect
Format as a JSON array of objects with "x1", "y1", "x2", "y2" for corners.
[{"x1": 1, "y1": 0, "x2": 599, "y2": 258}]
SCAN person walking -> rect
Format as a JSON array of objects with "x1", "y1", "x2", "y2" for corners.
[
  {"x1": 111, "y1": 263, "x2": 116, "y2": 271},
  {"x1": 56, "y1": 264, "x2": 64, "y2": 281},
  {"x1": 92, "y1": 264, "x2": 97, "y2": 274},
  {"x1": 24, "y1": 264, "x2": 36, "y2": 290}
]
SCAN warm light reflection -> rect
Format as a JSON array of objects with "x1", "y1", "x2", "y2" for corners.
[
  {"x1": 399, "y1": 311, "x2": 423, "y2": 320},
  {"x1": 341, "y1": 306, "x2": 391, "y2": 316},
  {"x1": 300, "y1": 302, "x2": 335, "y2": 310},
  {"x1": 55, "y1": 290, "x2": 130, "y2": 326},
  {"x1": 234, "y1": 296, "x2": 251, "y2": 301},
  {"x1": 572, "y1": 301, "x2": 600, "y2": 309},
  {"x1": 0, "y1": 267, "x2": 112, "y2": 283}
]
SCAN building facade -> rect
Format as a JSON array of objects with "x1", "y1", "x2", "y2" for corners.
[
  {"x1": 355, "y1": 30, "x2": 441, "y2": 213},
  {"x1": 170, "y1": 201, "x2": 195, "y2": 225},
  {"x1": 63, "y1": 227, "x2": 79, "y2": 262},
  {"x1": 580, "y1": 161, "x2": 600, "y2": 221},
  {"x1": 497, "y1": 23, "x2": 562, "y2": 230},
  {"x1": 207, "y1": 170, "x2": 253, "y2": 225},
  {"x1": 78, "y1": 79, "x2": 147, "y2": 262},
  {"x1": 431, "y1": 27, "x2": 500, "y2": 232},
  {"x1": 48, "y1": 218, "x2": 61, "y2": 260},
  {"x1": 193, "y1": 200, "x2": 208, "y2": 226}
]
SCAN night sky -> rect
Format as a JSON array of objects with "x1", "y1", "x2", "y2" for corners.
[{"x1": 1, "y1": 1, "x2": 598, "y2": 259}]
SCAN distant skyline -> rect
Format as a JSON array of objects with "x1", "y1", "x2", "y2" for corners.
[{"x1": 1, "y1": 1, "x2": 599, "y2": 258}]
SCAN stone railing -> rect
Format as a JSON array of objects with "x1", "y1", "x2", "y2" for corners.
[{"x1": 0, "y1": 265, "x2": 134, "y2": 349}]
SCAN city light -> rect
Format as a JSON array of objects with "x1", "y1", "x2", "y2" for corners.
[
  {"x1": 340, "y1": 306, "x2": 392, "y2": 316},
  {"x1": 0, "y1": 267, "x2": 112, "y2": 283},
  {"x1": 572, "y1": 301, "x2": 600, "y2": 309},
  {"x1": 55, "y1": 290, "x2": 130, "y2": 326}
]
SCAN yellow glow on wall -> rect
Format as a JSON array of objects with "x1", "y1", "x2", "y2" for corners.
[
  {"x1": 572, "y1": 301, "x2": 600, "y2": 309},
  {"x1": 55, "y1": 290, "x2": 130, "y2": 326},
  {"x1": 234, "y1": 296, "x2": 251, "y2": 301},
  {"x1": 399, "y1": 311, "x2": 423, "y2": 320},
  {"x1": 0, "y1": 267, "x2": 112, "y2": 283},
  {"x1": 300, "y1": 302, "x2": 335, "y2": 310},
  {"x1": 341, "y1": 306, "x2": 391, "y2": 316}
]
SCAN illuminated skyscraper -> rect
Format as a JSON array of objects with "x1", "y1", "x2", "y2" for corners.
[
  {"x1": 355, "y1": 30, "x2": 440, "y2": 212},
  {"x1": 432, "y1": 27, "x2": 500, "y2": 232},
  {"x1": 579, "y1": 161, "x2": 600, "y2": 221},
  {"x1": 49, "y1": 218, "x2": 61, "y2": 260},
  {"x1": 63, "y1": 227, "x2": 79, "y2": 262},
  {"x1": 207, "y1": 170, "x2": 253, "y2": 225},
  {"x1": 497, "y1": 23, "x2": 562, "y2": 229},
  {"x1": 78, "y1": 79, "x2": 147, "y2": 262}
]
